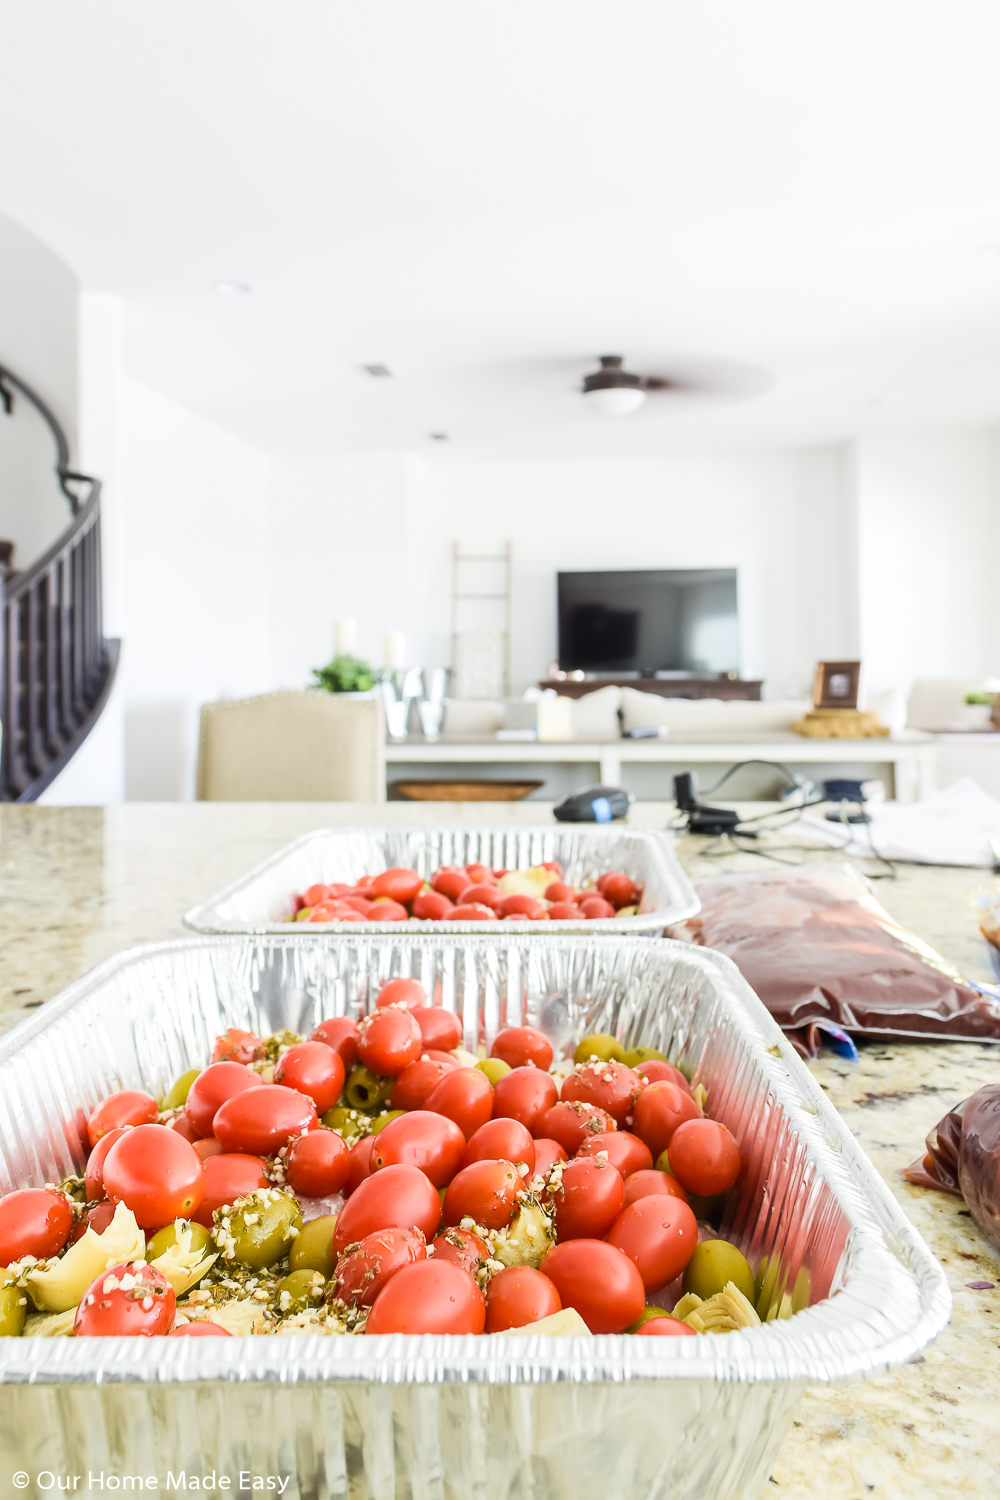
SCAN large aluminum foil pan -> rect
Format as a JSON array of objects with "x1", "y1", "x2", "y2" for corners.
[
  {"x1": 0, "y1": 935, "x2": 948, "y2": 1500},
  {"x1": 183, "y1": 824, "x2": 699, "y2": 935}
]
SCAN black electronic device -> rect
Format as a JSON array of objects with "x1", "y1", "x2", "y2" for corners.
[
  {"x1": 557, "y1": 568, "x2": 739, "y2": 675},
  {"x1": 672, "y1": 772, "x2": 741, "y2": 836},
  {"x1": 822, "y1": 778, "x2": 871, "y2": 824},
  {"x1": 553, "y1": 785, "x2": 633, "y2": 823}
]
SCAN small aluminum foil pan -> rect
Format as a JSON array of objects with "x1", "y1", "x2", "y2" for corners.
[
  {"x1": 183, "y1": 824, "x2": 700, "y2": 935},
  {"x1": 0, "y1": 935, "x2": 948, "y2": 1499}
]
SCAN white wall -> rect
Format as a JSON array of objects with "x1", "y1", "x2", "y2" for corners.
[
  {"x1": 854, "y1": 427, "x2": 1000, "y2": 696},
  {"x1": 0, "y1": 211, "x2": 79, "y2": 567}
]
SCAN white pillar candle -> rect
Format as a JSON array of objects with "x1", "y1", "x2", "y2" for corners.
[
  {"x1": 383, "y1": 630, "x2": 407, "y2": 669},
  {"x1": 334, "y1": 617, "x2": 357, "y2": 656}
]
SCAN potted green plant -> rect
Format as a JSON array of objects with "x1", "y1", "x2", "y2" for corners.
[{"x1": 311, "y1": 654, "x2": 388, "y2": 695}]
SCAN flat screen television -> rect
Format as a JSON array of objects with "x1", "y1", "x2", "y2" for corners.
[{"x1": 557, "y1": 569, "x2": 739, "y2": 675}]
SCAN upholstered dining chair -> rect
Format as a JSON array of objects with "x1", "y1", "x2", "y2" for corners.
[{"x1": 197, "y1": 691, "x2": 386, "y2": 801}]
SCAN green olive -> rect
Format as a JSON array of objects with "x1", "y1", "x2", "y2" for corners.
[
  {"x1": 681, "y1": 1240, "x2": 755, "y2": 1305},
  {"x1": 344, "y1": 1065, "x2": 393, "y2": 1113},
  {"x1": 626, "y1": 1306, "x2": 672, "y2": 1333},
  {"x1": 214, "y1": 1190, "x2": 303, "y2": 1270},
  {"x1": 573, "y1": 1033, "x2": 625, "y2": 1066},
  {"x1": 622, "y1": 1046, "x2": 667, "y2": 1068},
  {"x1": 369, "y1": 1109, "x2": 406, "y2": 1135},
  {"x1": 654, "y1": 1148, "x2": 672, "y2": 1174},
  {"x1": 0, "y1": 1269, "x2": 26, "y2": 1338},
  {"x1": 476, "y1": 1058, "x2": 511, "y2": 1085},
  {"x1": 289, "y1": 1214, "x2": 338, "y2": 1277},
  {"x1": 277, "y1": 1268, "x2": 326, "y2": 1315},
  {"x1": 146, "y1": 1220, "x2": 212, "y2": 1261},
  {"x1": 160, "y1": 1068, "x2": 201, "y2": 1111},
  {"x1": 320, "y1": 1106, "x2": 368, "y2": 1141}
]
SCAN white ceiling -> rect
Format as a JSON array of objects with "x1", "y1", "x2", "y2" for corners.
[{"x1": 3, "y1": 0, "x2": 1000, "y2": 455}]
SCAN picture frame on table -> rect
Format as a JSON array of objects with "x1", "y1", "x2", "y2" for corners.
[{"x1": 813, "y1": 660, "x2": 861, "y2": 710}]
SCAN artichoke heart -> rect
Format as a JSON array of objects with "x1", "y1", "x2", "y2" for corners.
[
  {"x1": 25, "y1": 1203, "x2": 145, "y2": 1314},
  {"x1": 675, "y1": 1281, "x2": 761, "y2": 1335},
  {"x1": 150, "y1": 1221, "x2": 218, "y2": 1297},
  {"x1": 23, "y1": 1308, "x2": 77, "y2": 1338},
  {"x1": 489, "y1": 1202, "x2": 555, "y2": 1270},
  {"x1": 197, "y1": 1297, "x2": 272, "y2": 1336}
]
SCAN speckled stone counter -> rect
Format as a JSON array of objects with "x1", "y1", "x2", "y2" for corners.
[{"x1": 1, "y1": 802, "x2": 998, "y2": 1497}]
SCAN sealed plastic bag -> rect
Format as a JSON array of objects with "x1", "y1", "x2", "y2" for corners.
[
  {"x1": 668, "y1": 864, "x2": 1000, "y2": 1053},
  {"x1": 904, "y1": 1086, "x2": 1000, "y2": 1256}
]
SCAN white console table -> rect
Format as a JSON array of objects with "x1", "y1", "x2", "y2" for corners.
[{"x1": 385, "y1": 730, "x2": 936, "y2": 802}]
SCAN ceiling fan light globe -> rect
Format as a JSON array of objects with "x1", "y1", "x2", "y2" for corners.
[{"x1": 584, "y1": 385, "x2": 647, "y2": 418}]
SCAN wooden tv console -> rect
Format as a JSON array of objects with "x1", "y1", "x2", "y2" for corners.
[{"x1": 538, "y1": 677, "x2": 763, "y2": 701}]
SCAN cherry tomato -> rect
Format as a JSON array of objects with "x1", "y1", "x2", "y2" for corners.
[
  {"x1": 70, "y1": 1201, "x2": 116, "y2": 1243},
  {"x1": 193, "y1": 1154, "x2": 269, "y2": 1227},
  {"x1": 576, "y1": 1131, "x2": 652, "y2": 1179},
  {"x1": 462, "y1": 1118, "x2": 535, "y2": 1174},
  {"x1": 339, "y1": 898, "x2": 374, "y2": 917},
  {"x1": 424, "y1": 1068, "x2": 494, "y2": 1141},
  {"x1": 165, "y1": 1114, "x2": 198, "y2": 1144},
  {"x1": 412, "y1": 890, "x2": 454, "y2": 921},
  {"x1": 666, "y1": 1119, "x2": 741, "y2": 1197},
  {"x1": 303, "y1": 882, "x2": 352, "y2": 907},
  {"x1": 85, "y1": 1127, "x2": 130, "y2": 1201},
  {"x1": 458, "y1": 884, "x2": 505, "y2": 911},
  {"x1": 73, "y1": 1261, "x2": 175, "y2": 1337},
  {"x1": 431, "y1": 868, "x2": 470, "y2": 902},
  {"x1": 210, "y1": 1028, "x2": 264, "y2": 1065},
  {"x1": 358, "y1": 1007, "x2": 423, "y2": 1076},
  {"x1": 345, "y1": 1135, "x2": 377, "y2": 1196},
  {"x1": 540, "y1": 860, "x2": 563, "y2": 877},
  {"x1": 538, "y1": 1101, "x2": 616, "y2": 1155},
  {"x1": 636, "y1": 1316, "x2": 696, "y2": 1337},
  {"x1": 492, "y1": 1067, "x2": 558, "y2": 1132},
  {"x1": 285, "y1": 1130, "x2": 350, "y2": 1197},
  {"x1": 372, "y1": 1111, "x2": 466, "y2": 1187},
  {"x1": 496, "y1": 894, "x2": 547, "y2": 920},
  {"x1": 184, "y1": 1062, "x2": 263, "y2": 1140},
  {"x1": 332, "y1": 1163, "x2": 441, "y2": 1254},
  {"x1": 551, "y1": 1156, "x2": 625, "y2": 1241},
  {"x1": 193, "y1": 1138, "x2": 224, "y2": 1162},
  {"x1": 274, "y1": 1042, "x2": 345, "y2": 1113},
  {"x1": 0, "y1": 1188, "x2": 74, "y2": 1263},
  {"x1": 636, "y1": 1060, "x2": 692, "y2": 1092},
  {"x1": 415, "y1": 1006, "x2": 462, "y2": 1052},
  {"x1": 214, "y1": 1084, "x2": 317, "y2": 1156},
  {"x1": 623, "y1": 1168, "x2": 689, "y2": 1208},
  {"x1": 103, "y1": 1125, "x2": 205, "y2": 1229},
  {"x1": 370, "y1": 868, "x2": 423, "y2": 904},
  {"x1": 431, "y1": 1226, "x2": 490, "y2": 1277},
  {"x1": 544, "y1": 882, "x2": 576, "y2": 904},
  {"x1": 376, "y1": 978, "x2": 429, "y2": 1011},
  {"x1": 446, "y1": 904, "x2": 498, "y2": 921},
  {"x1": 547, "y1": 903, "x2": 582, "y2": 920},
  {"x1": 390, "y1": 1057, "x2": 454, "y2": 1111},
  {"x1": 366, "y1": 900, "x2": 409, "y2": 922},
  {"x1": 491, "y1": 1027, "x2": 553, "y2": 1071},
  {"x1": 578, "y1": 897, "x2": 616, "y2": 920},
  {"x1": 87, "y1": 1089, "x2": 158, "y2": 1148},
  {"x1": 607, "y1": 1195, "x2": 698, "y2": 1291},
  {"x1": 465, "y1": 863, "x2": 496, "y2": 886},
  {"x1": 442, "y1": 1159, "x2": 522, "y2": 1231},
  {"x1": 365, "y1": 1259, "x2": 485, "y2": 1335},
  {"x1": 310, "y1": 1017, "x2": 360, "y2": 1071},
  {"x1": 541, "y1": 1240, "x2": 644, "y2": 1333},
  {"x1": 169, "y1": 1321, "x2": 233, "y2": 1337},
  {"x1": 596, "y1": 872, "x2": 639, "y2": 909},
  {"x1": 561, "y1": 1061, "x2": 643, "y2": 1127},
  {"x1": 332, "y1": 1225, "x2": 427, "y2": 1306},
  {"x1": 528, "y1": 1137, "x2": 568, "y2": 1187},
  {"x1": 485, "y1": 1266, "x2": 562, "y2": 1332},
  {"x1": 632, "y1": 1082, "x2": 701, "y2": 1159}
]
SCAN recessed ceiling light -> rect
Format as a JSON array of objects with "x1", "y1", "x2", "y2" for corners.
[
  {"x1": 213, "y1": 280, "x2": 253, "y2": 295},
  {"x1": 362, "y1": 363, "x2": 392, "y2": 378},
  {"x1": 977, "y1": 243, "x2": 1000, "y2": 261},
  {"x1": 430, "y1": 432, "x2": 448, "y2": 441}
]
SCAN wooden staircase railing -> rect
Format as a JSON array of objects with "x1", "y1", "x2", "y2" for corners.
[{"x1": 0, "y1": 362, "x2": 120, "y2": 801}]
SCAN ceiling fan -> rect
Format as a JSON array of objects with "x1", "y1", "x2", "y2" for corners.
[{"x1": 581, "y1": 355, "x2": 679, "y2": 417}]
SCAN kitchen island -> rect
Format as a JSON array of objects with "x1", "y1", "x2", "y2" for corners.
[{"x1": 0, "y1": 801, "x2": 997, "y2": 1498}]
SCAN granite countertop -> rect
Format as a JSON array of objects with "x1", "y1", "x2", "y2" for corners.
[{"x1": 0, "y1": 801, "x2": 998, "y2": 1496}]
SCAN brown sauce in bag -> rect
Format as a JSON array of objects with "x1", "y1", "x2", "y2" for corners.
[{"x1": 904, "y1": 1085, "x2": 1000, "y2": 1255}]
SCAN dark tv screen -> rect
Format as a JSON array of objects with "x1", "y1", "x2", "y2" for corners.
[{"x1": 557, "y1": 569, "x2": 739, "y2": 674}]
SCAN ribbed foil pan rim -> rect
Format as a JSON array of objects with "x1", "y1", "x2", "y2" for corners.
[
  {"x1": 182, "y1": 825, "x2": 701, "y2": 935},
  {"x1": 0, "y1": 934, "x2": 950, "y2": 1388}
]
